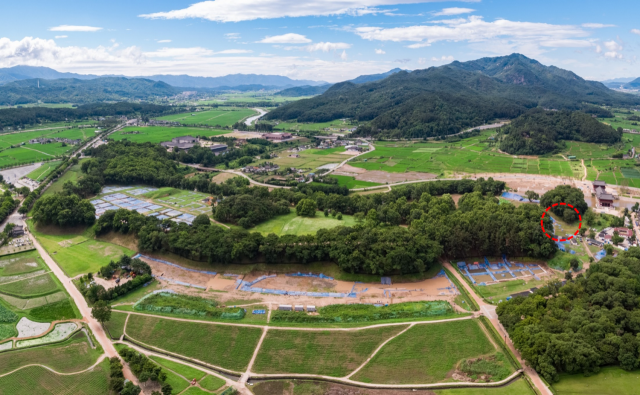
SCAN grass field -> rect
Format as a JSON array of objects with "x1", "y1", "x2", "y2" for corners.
[
  {"x1": 0, "y1": 272, "x2": 59, "y2": 297},
  {"x1": 197, "y1": 374, "x2": 225, "y2": 391},
  {"x1": 0, "y1": 358, "x2": 110, "y2": 395},
  {"x1": 42, "y1": 161, "x2": 85, "y2": 196},
  {"x1": 149, "y1": 355, "x2": 207, "y2": 380},
  {"x1": 111, "y1": 126, "x2": 230, "y2": 144},
  {"x1": 274, "y1": 119, "x2": 354, "y2": 132},
  {"x1": 125, "y1": 314, "x2": 262, "y2": 371},
  {"x1": 329, "y1": 175, "x2": 382, "y2": 189},
  {"x1": 251, "y1": 377, "x2": 535, "y2": 395},
  {"x1": 473, "y1": 276, "x2": 558, "y2": 303},
  {"x1": 104, "y1": 311, "x2": 128, "y2": 339},
  {"x1": 0, "y1": 331, "x2": 101, "y2": 374},
  {"x1": 253, "y1": 325, "x2": 407, "y2": 376},
  {"x1": 248, "y1": 147, "x2": 350, "y2": 173},
  {"x1": 156, "y1": 108, "x2": 257, "y2": 126},
  {"x1": 0, "y1": 127, "x2": 89, "y2": 168},
  {"x1": 251, "y1": 209, "x2": 358, "y2": 236},
  {"x1": 552, "y1": 366, "x2": 639, "y2": 395},
  {"x1": 25, "y1": 161, "x2": 62, "y2": 181},
  {"x1": 0, "y1": 250, "x2": 44, "y2": 276},
  {"x1": 352, "y1": 319, "x2": 499, "y2": 384},
  {"x1": 28, "y1": 221, "x2": 135, "y2": 277}
]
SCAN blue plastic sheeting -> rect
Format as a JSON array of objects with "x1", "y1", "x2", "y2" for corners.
[
  {"x1": 594, "y1": 250, "x2": 607, "y2": 261},
  {"x1": 456, "y1": 262, "x2": 467, "y2": 268},
  {"x1": 381, "y1": 277, "x2": 392, "y2": 285},
  {"x1": 570, "y1": 250, "x2": 576, "y2": 255},
  {"x1": 134, "y1": 254, "x2": 217, "y2": 275},
  {"x1": 252, "y1": 310, "x2": 266, "y2": 314},
  {"x1": 153, "y1": 275, "x2": 207, "y2": 289},
  {"x1": 286, "y1": 272, "x2": 335, "y2": 281}
]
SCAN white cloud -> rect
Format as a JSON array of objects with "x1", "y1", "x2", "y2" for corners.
[
  {"x1": 157, "y1": 39, "x2": 172, "y2": 43},
  {"x1": 0, "y1": 36, "x2": 391, "y2": 82},
  {"x1": 216, "y1": 49, "x2": 253, "y2": 54},
  {"x1": 433, "y1": 7, "x2": 475, "y2": 16},
  {"x1": 581, "y1": 23, "x2": 615, "y2": 28},
  {"x1": 603, "y1": 40, "x2": 623, "y2": 59},
  {"x1": 375, "y1": 48, "x2": 386, "y2": 54},
  {"x1": 49, "y1": 25, "x2": 102, "y2": 32},
  {"x1": 302, "y1": 42, "x2": 351, "y2": 52},
  {"x1": 258, "y1": 33, "x2": 311, "y2": 44},
  {"x1": 225, "y1": 33, "x2": 241, "y2": 39},
  {"x1": 54, "y1": 35, "x2": 68, "y2": 39},
  {"x1": 140, "y1": 0, "x2": 482, "y2": 23},
  {"x1": 632, "y1": 29, "x2": 640, "y2": 35},
  {"x1": 394, "y1": 58, "x2": 411, "y2": 63},
  {"x1": 418, "y1": 57, "x2": 426, "y2": 64},
  {"x1": 431, "y1": 55, "x2": 454, "y2": 62}
]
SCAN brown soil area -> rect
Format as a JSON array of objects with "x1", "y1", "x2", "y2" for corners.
[
  {"x1": 252, "y1": 380, "x2": 437, "y2": 395},
  {"x1": 211, "y1": 172, "x2": 238, "y2": 184},
  {"x1": 334, "y1": 164, "x2": 367, "y2": 174},
  {"x1": 97, "y1": 232, "x2": 139, "y2": 251},
  {"x1": 138, "y1": 256, "x2": 216, "y2": 288},
  {"x1": 333, "y1": 164, "x2": 437, "y2": 184},
  {"x1": 339, "y1": 150, "x2": 360, "y2": 155}
]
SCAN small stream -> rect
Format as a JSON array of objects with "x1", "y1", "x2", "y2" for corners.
[{"x1": 244, "y1": 108, "x2": 268, "y2": 126}]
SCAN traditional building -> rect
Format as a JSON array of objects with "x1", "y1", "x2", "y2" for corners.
[{"x1": 593, "y1": 181, "x2": 614, "y2": 207}]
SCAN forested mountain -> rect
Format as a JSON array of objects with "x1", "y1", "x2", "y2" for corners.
[
  {"x1": 0, "y1": 77, "x2": 180, "y2": 105},
  {"x1": 348, "y1": 68, "x2": 403, "y2": 84},
  {"x1": 0, "y1": 65, "x2": 98, "y2": 85},
  {"x1": 265, "y1": 54, "x2": 640, "y2": 139},
  {"x1": 622, "y1": 77, "x2": 640, "y2": 90},
  {"x1": 276, "y1": 84, "x2": 331, "y2": 97},
  {"x1": 499, "y1": 109, "x2": 622, "y2": 155}
]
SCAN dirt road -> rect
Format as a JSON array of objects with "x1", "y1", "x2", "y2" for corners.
[{"x1": 443, "y1": 262, "x2": 553, "y2": 395}]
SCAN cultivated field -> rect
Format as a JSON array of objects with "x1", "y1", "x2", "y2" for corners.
[
  {"x1": 111, "y1": 126, "x2": 230, "y2": 144},
  {"x1": 156, "y1": 108, "x2": 257, "y2": 126},
  {"x1": 0, "y1": 127, "x2": 90, "y2": 168},
  {"x1": 125, "y1": 314, "x2": 262, "y2": 371},
  {"x1": 552, "y1": 366, "x2": 639, "y2": 395},
  {"x1": 329, "y1": 175, "x2": 382, "y2": 189},
  {"x1": 251, "y1": 210, "x2": 358, "y2": 235},
  {"x1": 352, "y1": 319, "x2": 501, "y2": 384},
  {"x1": 25, "y1": 161, "x2": 62, "y2": 181},
  {"x1": 253, "y1": 325, "x2": 407, "y2": 376},
  {"x1": 274, "y1": 119, "x2": 355, "y2": 132},
  {"x1": 252, "y1": 146, "x2": 350, "y2": 172}
]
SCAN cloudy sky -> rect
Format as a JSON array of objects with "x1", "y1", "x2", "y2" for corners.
[{"x1": 1, "y1": 0, "x2": 639, "y2": 82}]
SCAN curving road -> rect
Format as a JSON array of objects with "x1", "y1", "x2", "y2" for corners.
[{"x1": 244, "y1": 108, "x2": 267, "y2": 126}]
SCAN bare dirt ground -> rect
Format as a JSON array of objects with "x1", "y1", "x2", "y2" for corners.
[
  {"x1": 339, "y1": 150, "x2": 361, "y2": 156},
  {"x1": 211, "y1": 172, "x2": 238, "y2": 184},
  {"x1": 139, "y1": 256, "x2": 216, "y2": 288},
  {"x1": 225, "y1": 131, "x2": 264, "y2": 139},
  {"x1": 333, "y1": 164, "x2": 437, "y2": 183},
  {"x1": 252, "y1": 380, "x2": 440, "y2": 395}
]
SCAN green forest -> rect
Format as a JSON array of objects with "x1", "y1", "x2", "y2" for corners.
[{"x1": 499, "y1": 109, "x2": 622, "y2": 155}]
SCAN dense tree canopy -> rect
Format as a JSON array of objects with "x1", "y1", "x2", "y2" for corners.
[
  {"x1": 498, "y1": 248, "x2": 640, "y2": 382},
  {"x1": 499, "y1": 109, "x2": 621, "y2": 155},
  {"x1": 539, "y1": 185, "x2": 588, "y2": 223},
  {"x1": 32, "y1": 194, "x2": 95, "y2": 227}
]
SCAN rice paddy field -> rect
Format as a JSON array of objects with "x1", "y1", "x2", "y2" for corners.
[
  {"x1": 251, "y1": 210, "x2": 358, "y2": 236},
  {"x1": 0, "y1": 127, "x2": 89, "y2": 168},
  {"x1": 125, "y1": 314, "x2": 262, "y2": 371},
  {"x1": 155, "y1": 108, "x2": 257, "y2": 126},
  {"x1": 601, "y1": 110, "x2": 640, "y2": 131},
  {"x1": 110, "y1": 126, "x2": 230, "y2": 144},
  {"x1": 28, "y1": 220, "x2": 135, "y2": 277},
  {"x1": 329, "y1": 175, "x2": 382, "y2": 189},
  {"x1": 253, "y1": 325, "x2": 407, "y2": 376},
  {"x1": 351, "y1": 319, "x2": 501, "y2": 384},
  {"x1": 350, "y1": 139, "x2": 574, "y2": 177}
]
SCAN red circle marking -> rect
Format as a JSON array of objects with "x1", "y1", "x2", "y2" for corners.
[{"x1": 541, "y1": 204, "x2": 582, "y2": 242}]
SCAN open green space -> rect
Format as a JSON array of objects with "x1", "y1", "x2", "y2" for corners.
[
  {"x1": 329, "y1": 175, "x2": 382, "y2": 189},
  {"x1": 0, "y1": 358, "x2": 110, "y2": 395},
  {"x1": 253, "y1": 325, "x2": 406, "y2": 376},
  {"x1": 162, "y1": 369, "x2": 191, "y2": 395},
  {"x1": 251, "y1": 209, "x2": 358, "y2": 236},
  {"x1": 28, "y1": 220, "x2": 135, "y2": 278},
  {"x1": 0, "y1": 272, "x2": 59, "y2": 297},
  {"x1": 0, "y1": 331, "x2": 101, "y2": 374},
  {"x1": 149, "y1": 355, "x2": 207, "y2": 381},
  {"x1": 352, "y1": 319, "x2": 500, "y2": 384},
  {"x1": 474, "y1": 276, "x2": 558, "y2": 303},
  {"x1": 198, "y1": 374, "x2": 226, "y2": 391},
  {"x1": 601, "y1": 110, "x2": 640, "y2": 131},
  {"x1": 25, "y1": 161, "x2": 62, "y2": 181},
  {"x1": 0, "y1": 251, "x2": 44, "y2": 276},
  {"x1": 552, "y1": 366, "x2": 639, "y2": 395},
  {"x1": 274, "y1": 119, "x2": 354, "y2": 132},
  {"x1": 125, "y1": 314, "x2": 262, "y2": 372},
  {"x1": 252, "y1": 147, "x2": 350, "y2": 174},
  {"x1": 156, "y1": 108, "x2": 257, "y2": 126},
  {"x1": 111, "y1": 126, "x2": 230, "y2": 144},
  {"x1": 42, "y1": 161, "x2": 86, "y2": 196},
  {"x1": 104, "y1": 311, "x2": 128, "y2": 340},
  {"x1": 0, "y1": 127, "x2": 89, "y2": 168}
]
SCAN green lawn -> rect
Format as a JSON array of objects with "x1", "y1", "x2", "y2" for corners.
[
  {"x1": 0, "y1": 250, "x2": 44, "y2": 276},
  {"x1": 553, "y1": 366, "x2": 640, "y2": 395},
  {"x1": 253, "y1": 325, "x2": 407, "y2": 376},
  {"x1": 104, "y1": 311, "x2": 128, "y2": 340},
  {"x1": 0, "y1": 358, "x2": 110, "y2": 395},
  {"x1": 111, "y1": 126, "x2": 231, "y2": 144},
  {"x1": 0, "y1": 272, "x2": 60, "y2": 297},
  {"x1": 42, "y1": 161, "x2": 86, "y2": 196},
  {"x1": 198, "y1": 374, "x2": 226, "y2": 391},
  {"x1": 149, "y1": 355, "x2": 207, "y2": 380},
  {"x1": 28, "y1": 221, "x2": 135, "y2": 277},
  {"x1": 329, "y1": 175, "x2": 382, "y2": 189},
  {"x1": 125, "y1": 314, "x2": 262, "y2": 372},
  {"x1": 25, "y1": 161, "x2": 62, "y2": 181},
  {"x1": 251, "y1": 209, "x2": 358, "y2": 236},
  {"x1": 352, "y1": 319, "x2": 500, "y2": 384},
  {"x1": 0, "y1": 127, "x2": 88, "y2": 168},
  {"x1": 0, "y1": 331, "x2": 101, "y2": 374}
]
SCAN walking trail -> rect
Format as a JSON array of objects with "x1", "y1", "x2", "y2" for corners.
[{"x1": 443, "y1": 262, "x2": 553, "y2": 395}]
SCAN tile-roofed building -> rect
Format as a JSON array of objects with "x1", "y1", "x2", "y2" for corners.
[{"x1": 160, "y1": 136, "x2": 198, "y2": 151}]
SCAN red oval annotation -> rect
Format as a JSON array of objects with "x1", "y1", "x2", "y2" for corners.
[{"x1": 540, "y1": 203, "x2": 582, "y2": 242}]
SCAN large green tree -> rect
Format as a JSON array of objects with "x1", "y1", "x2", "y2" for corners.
[
  {"x1": 296, "y1": 199, "x2": 317, "y2": 217},
  {"x1": 539, "y1": 185, "x2": 588, "y2": 223}
]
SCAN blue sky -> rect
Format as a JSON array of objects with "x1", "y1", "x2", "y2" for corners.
[{"x1": 1, "y1": 0, "x2": 639, "y2": 82}]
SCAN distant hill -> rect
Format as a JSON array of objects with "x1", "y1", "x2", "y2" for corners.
[
  {"x1": 622, "y1": 78, "x2": 640, "y2": 90},
  {"x1": 0, "y1": 77, "x2": 180, "y2": 105},
  {"x1": 265, "y1": 54, "x2": 640, "y2": 138},
  {"x1": 0, "y1": 66, "x2": 326, "y2": 88},
  {"x1": 275, "y1": 84, "x2": 332, "y2": 97},
  {"x1": 348, "y1": 68, "x2": 403, "y2": 84}
]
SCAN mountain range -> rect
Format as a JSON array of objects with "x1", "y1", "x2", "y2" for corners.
[
  {"x1": 275, "y1": 68, "x2": 404, "y2": 97},
  {"x1": 265, "y1": 53, "x2": 640, "y2": 138},
  {"x1": 0, "y1": 66, "x2": 325, "y2": 88}
]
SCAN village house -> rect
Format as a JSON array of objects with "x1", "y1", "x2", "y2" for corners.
[
  {"x1": 160, "y1": 136, "x2": 198, "y2": 151},
  {"x1": 28, "y1": 137, "x2": 81, "y2": 145},
  {"x1": 262, "y1": 132, "x2": 293, "y2": 142},
  {"x1": 209, "y1": 144, "x2": 228, "y2": 155}
]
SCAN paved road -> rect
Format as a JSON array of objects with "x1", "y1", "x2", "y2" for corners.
[
  {"x1": 0, "y1": 162, "x2": 43, "y2": 184},
  {"x1": 443, "y1": 262, "x2": 553, "y2": 395},
  {"x1": 23, "y1": 222, "x2": 138, "y2": 384}
]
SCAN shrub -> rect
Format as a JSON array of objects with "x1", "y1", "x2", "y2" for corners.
[
  {"x1": 134, "y1": 293, "x2": 245, "y2": 320},
  {"x1": 0, "y1": 304, "x2": 18, "y2": 323}
]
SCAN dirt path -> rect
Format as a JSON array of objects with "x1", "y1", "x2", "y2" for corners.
[
  {"x1": 20, "y1": 146, "x2": 54, "y2": 157},
  {"x1": 443, "y1": 262, "x2": 553, "y2": 395},
  {"x1": 0, "y1": 354, "x2": 107, "y2": 378},
  {"x1": 240, "y1": 327, "x2": 269, "y2": 384},
  {"x1": 581, "y1": 159, "x2": 587, "y2": 181},
  {"x1": 24, "y1": 225, "x2": 138, "y2": 384}
]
